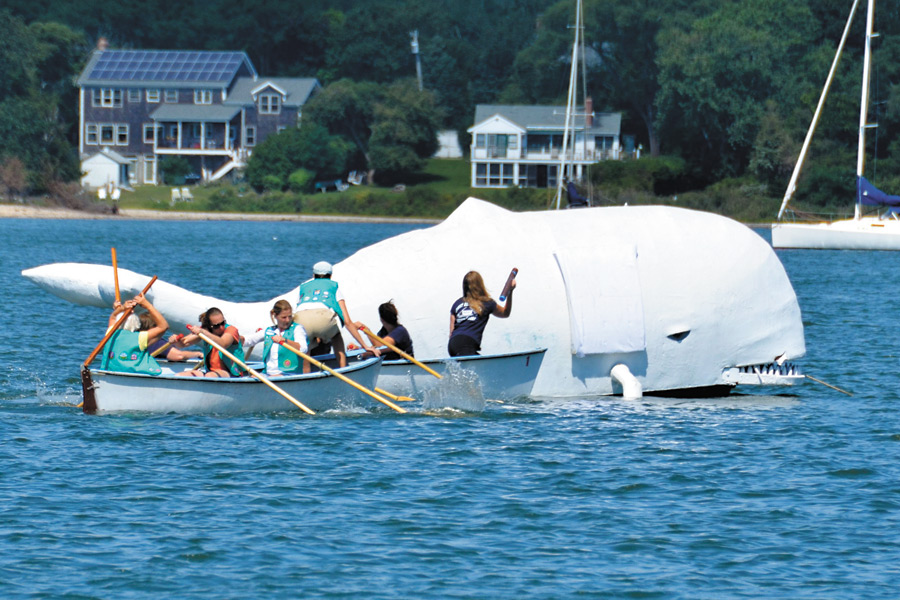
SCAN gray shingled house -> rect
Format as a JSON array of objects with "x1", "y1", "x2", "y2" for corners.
[{"x1": 77, "y1": 42, "x2": 320, "y2": 188}]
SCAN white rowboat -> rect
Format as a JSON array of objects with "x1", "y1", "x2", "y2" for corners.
[{"x1": 83, "y1": 356, "x2": 383, "y2": 415}]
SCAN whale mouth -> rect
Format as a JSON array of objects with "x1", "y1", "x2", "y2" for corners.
[{"x1": 722, "y1": 362, "x2": 804, "y2": 386}]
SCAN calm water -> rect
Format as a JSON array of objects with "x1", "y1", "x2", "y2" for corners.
[{"x1": 1, "y1": 218, "x2": 899, "y2": 598}]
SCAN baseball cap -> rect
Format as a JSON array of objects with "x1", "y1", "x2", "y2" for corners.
[{"x1": 313, "y1": 261, "x2": 333, "y2": 275}]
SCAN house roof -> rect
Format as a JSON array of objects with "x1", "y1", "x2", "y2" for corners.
[
  {"x1": 224, "y1": 77, "x2": 320, "y2": 107},
  {"x1": 150, "y1": 104, "x2": 242, "y2": 122},
  {"x1": 77, "y1": 50, "x2": 257, "y2": 88},
  {"x1": 471, "y1": 104, "x2": 621, "y2": 135},
  {"x1": 86, "y1": 148, "x2": 131, "y2": 165}
]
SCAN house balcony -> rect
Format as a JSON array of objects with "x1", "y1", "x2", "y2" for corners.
[{"x1": 156, "y1": 137, "x2": 236, "y2": 155}]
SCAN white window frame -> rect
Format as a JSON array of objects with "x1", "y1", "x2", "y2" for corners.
[
  {"x1": 127, "y1": 89, "x2": 141, "y2": 103},
  {"x1": 246, "y1": 126, "x2": 256, "y2": 146},
  {"x1": 116, "y1": 124, "x2": 128, "y2": 146},
  {"x1": 86, "y1": 123, "x2": 99, "y2": 145},
  {"x1": 93, "y1": 88, "x2": 123, "y2": 108},
  {"x1": 194, "y1": 89, "x2": 213, "y2": 105},
  {"x1": 143, "y1": 157, "x2": 156, "y2": 184},
  {"x1": 100, "y1": 124, "x2": 115, "y2": 144},
  {"x1": 143, "y1": 123, "x2": 162, "y2": 144},
  {"x1": 259, "y1": 94, "x2": 281, "y2": 114},
  {"x1": 164, "y1": 89, "x2": 178, "y2": 103},
  {"x1": 146, "y1": 89, "x2": 160, "y2": 103}
]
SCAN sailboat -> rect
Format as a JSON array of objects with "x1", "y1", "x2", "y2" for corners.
[{"x1": 771, "y1": 0, "x2": 900, "y2": 250}]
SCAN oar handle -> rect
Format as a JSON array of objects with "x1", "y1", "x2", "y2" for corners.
[
  {"x1": 111, "y1": 248, "x2": 121, "y2": 304},
  {"x1": 498, "y1": 267, "x2": 518, "y2": 302},
  {"x1": 197, "y1": 330, "x2": 315, "y2": 415},
  {"x1": 276, "y1": 341, "x2": 406, "y2": 413},
  {"x1": 360, "y1": 326, "x2": 442, "y2": 379},
  {"x1": 84, "y1": 275, "x2": 158, "y2": 367},
  {"x1": 150, "y1": 334, "x2": 184, "y2": 358}
]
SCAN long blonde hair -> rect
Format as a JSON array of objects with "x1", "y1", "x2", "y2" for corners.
[{"x1": 462, "y1": 271, "x2": 492, "y2": 316}]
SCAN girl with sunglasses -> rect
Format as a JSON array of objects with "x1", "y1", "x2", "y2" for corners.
[{"x1": 177, "y1": 307, "x2": 246, "y2": 377}]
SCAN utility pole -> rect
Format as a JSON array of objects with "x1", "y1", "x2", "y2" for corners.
[{"x1": 410, "y1": 30, "x2": 423, "y2": 91}]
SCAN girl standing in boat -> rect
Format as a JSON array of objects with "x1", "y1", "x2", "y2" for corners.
[
  {"x1": 101, "y1": 294, "x2": 169, "y2": 375},
  {"x1": 178, "y1": 307, "x2": 245, "y2": 377},
  {"x1": 448, "y1": 271, "x2": 515, "y2": 357},
  {"x1": 244, "y1": 300, "x2": 309, "y2": 376}
]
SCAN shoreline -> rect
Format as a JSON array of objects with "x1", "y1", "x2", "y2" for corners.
[{"x1": 0, "y1": 203, "x2": 440, "y2": 224}]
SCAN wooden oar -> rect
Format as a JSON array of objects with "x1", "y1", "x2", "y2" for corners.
[
  {"x1": 374, "y1": 387, "x2": 415, "y2": 402},
  {"x1": 805, "y1": 374, "x2": 853, "y2": 397},
  {"x1": 360, "y1": 326, "x2": 442, "y2": 379},
  {"x1": 195, "y1": 330, "x2": 315, "y2": 415},
  {"x1": 150, "y1": 334, "x2": 184, "y2": 358},
  {"x1": 111, "y1": 247, "x2": 121, "y2": 304},
  {"x1": 196, "y1": 332, "x2": 313, "y2": 416},
  {"x1": 81, "y1": 275, "x2": 158, "y2": 412},
  {"x1": 275, "y1": 341, "x2": 406, "y2": 413}
]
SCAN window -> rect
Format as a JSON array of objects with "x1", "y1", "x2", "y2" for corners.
[
  {"x1": 143, "y1": 157, "x2": 156, "y2": 184},
  {"x1": 508, "y1": 135, "x2": 518, "y2": 150},
  {"x1": 476, "y1": 134, "x2": 486, "y2": 149},
  {"x1": 116, "y1": 125, "x2": 128, "y2": 146},
  {"x1": 92, "y1": 88, "x2": 123, "y2": 108},
  {"x1": 277, "y1": 126, "x2": 286, "y2": 133},
  {"x1": 164, "y1": 89, "x2": 178, "y2": 103},
  {"x1": 191, "y1": 123, "x2": 202, "y2": 138},
  {"x1": 475, "y1": 163, "x2": 487, "y2": 186},
  {"x1": 100, "y1": 125, "x2": 115, "y2": 144},
  {"x1": 194, "y1": 89, "x2": 213, "y2": 104},
  {"x1": 259, "y1": 94, "x2": 281, "y2": 114},
  {"x1": 246, "y1": 126, "x2": 256, "y2": 146},
  {"x1": 146, "y1": 89, "x2": 160, "y2": 103},
  {"x1": 127, "y1": 89, "x2": 141, "y2": 103},
  {"x1": 86, "y1": 123, "x2": 99, "y2": 145},
  {"x1": 143, "y1": 124, "x2": 162, "y2": 144}
]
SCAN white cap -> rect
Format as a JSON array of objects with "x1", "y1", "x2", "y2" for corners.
[{"x1": 313, "y1": 261, "x2": 333, "y2": 275}]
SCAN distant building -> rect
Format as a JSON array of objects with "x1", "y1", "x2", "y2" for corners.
[
  {"x1": 76, "y1": 42, "x2": 320, "y2": 188},
  {"x1": 467, "y1": 101, "x2": 622, "y2": 188},
  {"x1": 433, "y1": 130, "x2": 463, "y2": 159}
]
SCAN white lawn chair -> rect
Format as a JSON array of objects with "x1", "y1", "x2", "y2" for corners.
[
  {"x1": 170, "y1": 188, "x2": 182, "y2": 206},
  {"x1": 181, "y1": 187, "x2": 193, "y2": 201}
]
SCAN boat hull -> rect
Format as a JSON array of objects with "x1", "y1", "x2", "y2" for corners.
[
  {"x1": 376, "y1": 349, "x2": 547, "y2": 400},
  {"x1": 87, "y1": 357, "x2": 383, "y2": 415},
  {"x1": 772, "y1": 218, "x2": 900, "y2": 250}
]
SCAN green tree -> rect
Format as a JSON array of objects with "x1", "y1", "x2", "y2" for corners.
[
  {"x1": 245, "y1": 124, "x2": 352, "y2": 191},
  {"x1": 305, "y1": 78, "x2": 440, "y2": 183}
]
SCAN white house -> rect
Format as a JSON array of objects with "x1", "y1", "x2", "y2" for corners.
[
  {"x1": 467, "y1": 101, "x2": 621, "y2": 188},
  {"x1": 81, "y1": 147, "x2": 132, "y2": 190}
]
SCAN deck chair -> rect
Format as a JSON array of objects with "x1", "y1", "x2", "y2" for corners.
[
  {"x1": 170, "y1": 188, "x2": 182, "y2": 206},
  {"x1": 181, "y1": 187, "x2": 193, "y2": 201}
]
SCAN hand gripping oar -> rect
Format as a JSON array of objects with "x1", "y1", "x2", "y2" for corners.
[
  {"x1": 195, "y1": 330, "x2": 315, "y2": 415},
  {"x1": 359, "y1": 326, "x2": 442, "y2": 380},
  {"x1": 81, "y1": 275, "x2": 158, "y2": 413},
  {"x1": 111, "y1": 247, "x2": 121, "y2": 304},
  {"x1": 275, "y1": 341, "x2": 407, "y2": 413}
]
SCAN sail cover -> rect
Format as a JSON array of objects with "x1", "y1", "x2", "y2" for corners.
[{"x1": 857, "y1": 176, "x2": 900, "y2": 207}]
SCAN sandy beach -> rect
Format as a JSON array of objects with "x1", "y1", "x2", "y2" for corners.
[{"x1": 0, "y1": 203, "x2": 439, "y2": 224}]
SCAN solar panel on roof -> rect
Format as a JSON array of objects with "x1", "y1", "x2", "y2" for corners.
[{"x1": 87, "y1": 50, "x2": 246, "y2": 83}]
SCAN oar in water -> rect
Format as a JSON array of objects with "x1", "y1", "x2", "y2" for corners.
[
  {"x1": 359, "y1": 326, "x2": 442, "y2": 379},
  {"x1": 194, "y1": 330, "x2": 315, "y2": 415},
  {"x1": 81, "y1": 275, "x2": 158, "y2": 412},
  {"x1": 374, "y1": 387, "x2": 415, "y2": 402},
  {"x1": 805, "y1": 374, "x2": 853, "y2": 396},
  {"x1": 275, "y1": 341, "x2": 407, "y2": 413}
]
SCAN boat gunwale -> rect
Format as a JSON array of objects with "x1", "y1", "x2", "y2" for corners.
[{"x1": 380, "y1": 347, "x2": 548, "y2": 367}]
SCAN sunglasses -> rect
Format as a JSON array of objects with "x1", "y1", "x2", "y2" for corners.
[{"x1": 210, "y1": 321, "x2": 227, "y2": 329}]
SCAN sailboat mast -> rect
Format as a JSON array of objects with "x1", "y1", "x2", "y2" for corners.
[
  {"x1": 857, "y1": 0, "x2": 875, "y2": 181},
  {"x1": 776, "y1": 0, "x2": 861, "y2": 221},
  {"x1": 554, "y1": 0, "x2": 582, "y2": 210}
]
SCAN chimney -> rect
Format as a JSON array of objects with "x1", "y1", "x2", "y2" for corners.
[
  {"x1": 97, "y1": 37, "x2": 109, "y2": 51},
  {"x1": 585, "y1": 96, "x2": 593, "y2": 128}
]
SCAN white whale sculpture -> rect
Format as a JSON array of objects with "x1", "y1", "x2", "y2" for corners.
[{"x1": 22, "y1": 198, "x2": 805, "y2": 397}]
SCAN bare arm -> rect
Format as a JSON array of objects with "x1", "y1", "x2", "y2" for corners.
[
  {"x1": 340, "y1": 300, "x2": 379, "y2": 355},
  {"x1": 135, "y1": 294, "x2": 168, "y2": 343},
  {"x1": 491, "y1": 279, "x2": 516, "y2": 318}
]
